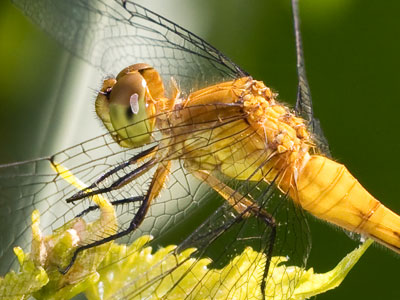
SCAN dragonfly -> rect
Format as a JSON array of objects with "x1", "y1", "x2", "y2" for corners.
[{"x1": 0, "y1": 0, "x2": 399, "y2": 299}]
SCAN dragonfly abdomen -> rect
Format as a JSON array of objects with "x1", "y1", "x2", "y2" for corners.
[{"x1": 291, "y1": 154, "x2": 400, "y2": 252}]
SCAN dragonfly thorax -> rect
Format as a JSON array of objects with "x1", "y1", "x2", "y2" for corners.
[
  {"x1": 151, "y1": 75, "x2": 312, "y2": 187},
  {"x1": 238, "y1": 78, "x2": 312, "y2": 188},
  {"x1": 242, "y1": 79, "x2": 310, "y2": 156}
]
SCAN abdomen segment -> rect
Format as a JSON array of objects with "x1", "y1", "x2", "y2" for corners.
[{"x1": 291, "y1": 155, "x2": 400, "y2": 253}]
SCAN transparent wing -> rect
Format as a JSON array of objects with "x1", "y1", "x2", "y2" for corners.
[
  {"x1": 12, "y1": 0, "x2": 248, "y2": 93},
  {"x1": 291, "y1": 0, "x2": 331, "y2": 156},
  {"x1": 0, "y1": 107, "x2": 311, "y2": 298}
]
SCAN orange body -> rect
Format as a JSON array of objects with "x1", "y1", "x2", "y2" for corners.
[
  {"x1": 96, "y1": 66, "x2": 400, "y2": 254},
  {"x1": 288, "y1": 154, "x2": 400, "y2": 253},
  {"x1": 177, "y1": 76, "x2": 400, "y2": 253}
]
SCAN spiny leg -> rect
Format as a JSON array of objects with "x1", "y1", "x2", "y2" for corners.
[
  {"x1": 65, "y1": 144, "x2": 158, "y2": 202},
  {"x1": 75, "y1": 196, "x2": 144, "y2": 218},
  {"x1": 67, "y1": 158, "x2": 157, "y2": 202},
  {"x1": 191, "y1": 170, "x2": 276, "y2": 300},
  {"x1": 60, "y1": 160, "x2": 171, "y2": 274},
  {"x1": 67, "y1": 157, "x2": 158, "y2": 203}
]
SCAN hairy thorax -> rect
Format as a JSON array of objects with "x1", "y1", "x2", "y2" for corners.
[{"x1": 165, "y1": 77, "x2": 312, "y2": 187}]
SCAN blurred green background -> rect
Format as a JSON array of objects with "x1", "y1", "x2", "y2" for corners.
[{"x1": 1, "y1": 0, "x2": 400, "y2": 299}]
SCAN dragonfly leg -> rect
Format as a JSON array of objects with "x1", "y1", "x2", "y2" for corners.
[
  {"x1": 192, "y1": 170, "x2": 271, "y2": 217},
  {"x1": 66, "y1": 145, "x2": 158, "y2": 203},
  {"x1": 60, "y1": 161, "x2": 171, "y2": 275},
  {"x1": 75, "y1": 196, "x2": 145, "y2": 217},
  {"x1": 65, "y1": 159, "x2": 156, "y2": 203},
  {"x1": 191, "y1": 170, "x2": 276, "y2": 299},
  {"x1": 67, "y1": 158, "x2": 157, "y2": 202}
]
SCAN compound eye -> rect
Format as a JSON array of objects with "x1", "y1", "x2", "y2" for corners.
[{"x1": 108, "y1": 71, "x2": 154, "y2": 147}]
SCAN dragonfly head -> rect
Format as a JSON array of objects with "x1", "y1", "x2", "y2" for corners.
[{"x1": 95, "y1": 63, "x2": 165, "y2": 148}]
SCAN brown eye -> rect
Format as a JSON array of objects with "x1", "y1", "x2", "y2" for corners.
[
  {"x1": 107, "y1": 71, "x2": 154, "y2": 147},
  {"x1": 95, "y1": 64, "x2": 161, "y2": 148}
]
